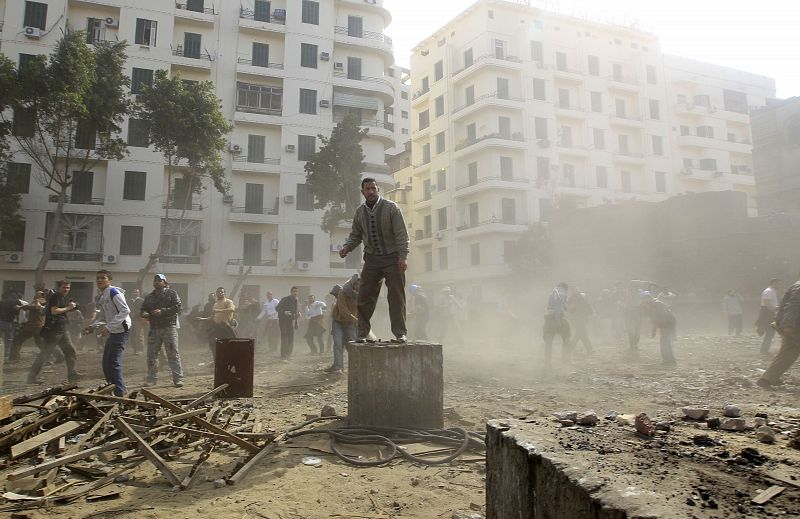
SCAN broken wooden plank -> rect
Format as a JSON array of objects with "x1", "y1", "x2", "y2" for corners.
[
  {"x1": 12, "y1": 384, "x2": 78, "y2": 405},
  {"x1": 764, "y1": 469, "x2": 800, "y2": 489},
  {"x1": 752, "y1": 485, "x2": 785, "y2": 504},
  {"x1": 226, "y1": 440, "x2": 277, "y2": 485},
  {"x1": 154, "y1": 408, "x2": 207, "y2": 425},
  {"x1": 0, "y1": 405, "x2": 77, "y2": 450},
  {"x1": 60, "y1": 392, "x2": 162, "y2": 409},
  {"x1": 11, "y1": 421, "x2": 83, "y2": 459},
  {"x1": 0, "y1": 411, "x2": 41, "y2": 437},
  {"x1": 0, "y1": 395, "x2": 12, "y2": 420},
  {"x1": 64, "y1": 405, "x2": 117, "y2": 456},
  {"x1": 185, "y1": 384, "x2": 229, "y2": 409},
  {"x1": 114, "y1": 417, "x2": 181, "y2": 487},
  {"x1": 140, "y1": 389, "x2": 259, "y2": 454},
  {"x1": 180, "y1": 441, "x2": 217, "y2": 490}
]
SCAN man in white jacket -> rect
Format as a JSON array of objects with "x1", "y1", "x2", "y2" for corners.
[{"x1": 90, "y1": 270, "x2": 131, "y2": 396}]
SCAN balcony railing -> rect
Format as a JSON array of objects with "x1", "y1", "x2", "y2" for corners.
[
  {"x1": 364, "y1": 162, "x2": 390, "y2": 174},
  {"x1": 609, "y1": 74, "x2": 639, "y2": 86},
  {"x1": 172, "y1": 48, "x2": 213, "y2": 61},
  {"x1": 457, "y1": 218, "x2": 521, "y2": 231},
  {"x1": 454, "y1": 132, "x2": 525, "y2": 152},
  {"x1": 232, "y1": 155, "x2": 281, "y2": 165},
  {"x1": 334, "y1": 26, "x2": 392, "y2": 46},
  {"x1": 333, "y1": 116, "x2": 394, "y2": 131},
  {"x1": 451, "y1": 53, "x2": 523, "y2": 77},
  {"x1": 49, "y1": 195, "x2": 105, "y2": 205},
  {"x1": 48, "y1": 252, "x2": 102, "y2": 261},
  {"x1": 414, "y1": 230, "x2": 433, "y2": 240},
  {"x1": 161, "y1": 201, "x2": 204, "y2": 211},
  {"x1": 452, "y1": 92, "x2": 525, "y2": 114},
  {"x1": 176, "y1": 3, "x2": 216, "y2": 15},
  {"x1": 230, "y1": 202, "x2": 279, "y2": 215},
  {"x1": 455, "y1": 175, "x2": 530, "y2": 191},
  {"x1": 227, "y1": 258, "x2": 278, "y2": 267},
  {"x1": 239, "y1": 8, "x2": 286, "y2": 24},
  {"x1": 160, "y1": 255, "x2": 201, "y2": 264},
  {"x1": 333, "y1": 71, "x2": 393, "y2": 89},
  {"x1": 235, "y1": 104, "x2": 282, "y2": 116},
  {"x1": 237, "y1": 57, "x2": 284, "y2": 69}
]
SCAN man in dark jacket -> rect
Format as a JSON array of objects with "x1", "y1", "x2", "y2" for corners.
[
  {"x1": 27, "y1": 281, "x2": 83, "y2": 384},
  {"x1": 642, "y1": 292, "x2": 677, "y2": 366},
  {"x1": 758, "y1": 275, "x2": 800, "y2": 389},
  {"x1": 141, "y1": 274, "x2": 184, "y2": 387},
  {"x1": 276, "y1": 286, "x2": 299, "y2": 361}
]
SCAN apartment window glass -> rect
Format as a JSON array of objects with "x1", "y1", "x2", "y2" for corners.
[
  {"x1": 618, "y1": 134, "x2": 629, "y2": 154},
  {"x1": 655, "y1": 171, "x2": 667, "y2": 193},
  {"x1": 297, "y1": 183, "x2": 315, "y2": 211},
  {"x1": 423, "y1": 179, "x2": 432, "y2": 199},
  {"x1": 535, "y1": 117, "x2": 548, "y2": 140},
  {"x1": 532, "y1": 78, "x2": 546, "y2": 101},
  {"x1": 652, "y1": 135, "x2": 664, "y2": 156},
  {"x1": 494, "y1": 39, "x2": 505, "y2": 59},
  {"x1": 470, "y1": 243, "x2": 480, "y2": 266},
  {"x1": 468, "y1": 202, "x2": 478, "y2": 226},
  {"x1": 436, "y1": 169, "x2": 446, "y2": 191},
  {"x1": 134, "y1": 19, "x2": 157, "y2": 46},
  {"x1": 723, "y1": 89, "x2": 748, "y2": 114},
  {"x1": 418, "y1": 110, "x2": 429, "y2": 130},
  {"x1": 186, "y1": 0, "x2": 205, "y2": 13},
  {"x1": 434, "y1": 95, "x2": 444, "y2": 117},
  {"x1": 401, "y1": 110, "x2": 408, "y2": 119},
  {"x1": 437, "y1": 207, "x2": 447, "y2": 230},
  {"x1": 615, "y1": 99, "x2": 626, "y2": 117},
  {"x1": 463, "y1": 48, "x2": 473, "y2": 68},
  {"x1": 422, "y1": 143, "x2": 430, "y2": 163},
  {"x1": 697, "y1": 125, "x2": 714, "y2": 138},
  {"x1": 555, "y1": 52, "x2": 567, "y2": 71},
  {"x1": 537, "y1": 156, "x2": 550, "y2": 185},
  {"x1": 1, "y1": 221, "x2": 26, "y2": 251},
  {"x1": 75, "y1": 119, "x2": 96, "y2": 149},
  {"x1": 86, "y1": 17, "x2": 104, "y2": 45},
  {"x1": 498, "y1": 116, "x2": 511, "y2": 138},
  {"x1": 12, "y1": 107, "x2": 35, "y2": 137},
  {"x1": 590, "y1": 91, "x2": 602, "y2": 112},
  {"x1": 236, "y1": 80, "x2": 283, "y2": 115},
  {"x1": 252, "y1": 42, "x2": 270, "y2": 67},
  {"x1": 299, "y1": 88, "x2": 317, "y2": 114},
  {"x1": 127, "y1": 119, "x2": 149, "y2": 147},
  {"x1": 593, "y1": 128, "x2": 605, "y2": 150},
  {"x1": 347, "y1": 56, "x2": 362, "y2": 80},
  {"x1": 646, "y1": 64, "x2": 657, "y2": 84},
  {"x1": 438, "y1": 248, "x2": 448, "y2": 270},
  {"x1": 683, "y1": 158, "x2": 693, "y2": 170},
  {"x1": 243, "y1": 234, "x2": 262, "y2": 266},
  {"x1": 465, "y1": 85, "x2": 475, "y2": 105},
  {"x1": 424, "y1": 251, "x2": 432, "y2": 272},
  {"x1": 301, "y1": 0, "x2": 319, "y2": 24},
  {"x1": 6, "y1": 163, "x2": 31, "y2": 194},
  {"x1": 539, "y1": 198, "x2": 552, "y2": 221},
  {"x1": 621, "y1": 171, "x2": 631, "y2": 193},
  {"x1": 295, "y1": 234, "x2": 314, "y2": 262},
  {"x1": 558, "y1": 88, "x2": 570, "y2": 109},
  {"x1": 243, "y1": 183, "x2": 264, "y2": 214},
  {"x1": 18, "y1": 53, "x2": 37, "y2": 71},
  {"x1": 501, "y1": 198, "x2": 516, "y2": 223},
  {"x1": 421, "y1": 76, "x2": 429, "y2": 93},
  {"x1": 588, "y1": 55, "x2": 599, "y2": 76},
  {"x1": 435, "y1": 131, "x2": 446, "y2": 154},
  {"x1": 172, "y1": 177, "x2": 194, "y2": 209},
  {"x1": 119, "y1": 226, "x2": 143, "y2": 255},
  {"x1": 123, "y1": 171, "x2": 146, "y2": 200},
  {"x1": 24, "y1": 1, "x2": 48, "y2": 30},
  {"x1": 71, "y1": 171, "x2": 94, "y2": 204},
  {"x1": 300, "y1": 43, "x2": 318, "y2": 68},
  {"x1": 596, "y1": 166, "x2": 608, "y2": 188},
  {"x1": 434, "y1": 60, "x2": 444, "y2": 81},
  {"x1": 500, "y1": 156, "x2": 513, "y2": 180},
  {"x1": 298, "y1": 135, "x2": 316, "y2": 161},
  {"x1": 680, "y1": 125, "x2": 690, "y2": 136},
  {"x1": 467, "y1": 162, "x2": 478, "y2": 185},
  {"x1": 496, "y1": 77, "x2": 509, "y2": 100},
  {"x1": 183, "y1": 33, "x2": 201, "y2": 59},
  {"x1": 131, "y1": 68, "x2": 153, "y2": 94},
  {"x1": 530, "y1": 40, "x2": 543, "y2": 63},
  {"x1": 612, "y1": 63, "x2": 623, "y2": 81},
  {"x1": 649, "y1": 99, "x2": 660, "y2": 120},
  {"x1": 347, "y1": 16, "x2": 363, "y2": 37},
  {"x1": 561, "y1": 165, "x2": 575, "y2": 187},
  {"x1": 254, "y1": 0, "x2": 271, "y2": 22},
  {"x1": 247, "y1": 134, "x2": 266, "y2": 163},
  {"x1": 699, "y1": 158, "x2": 717, "y2": 171}
]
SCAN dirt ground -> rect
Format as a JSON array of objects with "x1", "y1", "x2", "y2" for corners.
[{"x1": 1, "y1": 327, "x2": 799, "y2": 519}]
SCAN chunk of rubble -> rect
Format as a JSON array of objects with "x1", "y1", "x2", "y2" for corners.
[
  {"x1": 706, "y1": 417, "x2": 721, "y2": 429},
  {"x1": 635, "y1": 413, "x2": 656, "y2": 437},
  {"x1": 682, "y1": 407, "x2": 710, "y2": 420},
  {"x1": 615, "y1": 414, "x2": 635, "y2": 426},
  {"x1": 576, "y1": 411, "x2": 598, "y2": 426},
  {"x1": 720, "y1": 418, "x2": 746, "y2": 431},
  {"x1": 755, "y1": 426, "x2": 776, "y2": 444},
  {"x1": 553, "y1": 411, "x2": 578, "y2": 422},
  {"x1": 722, "y1": 404, "x2": 741, "y2": 418}
]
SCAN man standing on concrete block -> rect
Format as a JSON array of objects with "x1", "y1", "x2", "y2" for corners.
[
  {"x1": 758, "y1": 274, "x2": 800, "y2": 389},
  {"x1": 339, "y1": 178, "x2": 410, "y2": 344}
]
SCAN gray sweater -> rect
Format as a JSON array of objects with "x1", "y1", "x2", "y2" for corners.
[{"x1": 344, "y1": 197, "x2": 409, "y2": 259}]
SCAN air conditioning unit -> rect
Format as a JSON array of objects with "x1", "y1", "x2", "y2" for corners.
[
  {"x1": 271, "y1": 239, "x2": 279, "y2": 250},
  {"x1": 283, "y1": 195, "x2": 295, "y2": 204},
  {"x1": 228, "y1": 143, "x2": 242, "y2": 153},
  {"x1": 320, "y1": 52, "x2": 330, "y2": 61},
  {"x1": 7, "y1": 252, "x2": 22, "y2": 263},
  {"x1": 330, "y1": 244, "x2": 343, "y2": 252},
  {"x1": 297, "y1": 261, "x2": 311, "y2": 271},
  {"x1": 285, "y1": 144, "x2": 296, "y2": 152},
  {"x1": 104, "y1": 254, "x2": 117, "y2": 264},
  {"x1": 104, "y1": 17, "x2": 118, "y2": 28},
  {"x1": 223, "y1": 194, "x2": 234, "y2": 203},
  {"x1": 319, "y1": 100, "x2": 330, "y2": 108},
  {"x1": 24, "y1": 27, "x2": 42, "y2": 39},
  {"x1": 537, "y1": 139, "x2": 550, "y2": 148},
  {"x1": 334, "y1": 62, "x2": 344, "y2": 70}
]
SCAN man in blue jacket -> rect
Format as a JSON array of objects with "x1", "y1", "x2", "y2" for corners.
[{"x1": 89, "y1": 270, "x2": 131, "y2": 396}]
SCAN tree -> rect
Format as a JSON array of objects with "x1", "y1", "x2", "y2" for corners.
[
  {"x1": 304, "y1": 113, "x2": 368, "y2": 234},
  {"x1": 505, "y1": 223, "x2": 552, "y2": 282},
  {"x1": 134, "y1": 71, "x2": 232, "y2": 289},
  {"x1": 0, "y1": 31, "x2": 130, "y2": 288},
  {"x1": 0, "y1": 55, "x2": 23, "y2": 251}
]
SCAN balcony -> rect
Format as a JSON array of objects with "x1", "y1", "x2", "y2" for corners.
[
  {"x1": 673, "y1": 102, "x2": 715, "y2": 118},
  {"x1": 175, "y1": 3, "x2": 215, "y2": 24},
  {"x1": 607, "y1": 75, "x2": 640, "y2": 92},
  {"x1": 239, "y1": 7, "x2": 286, "y2": 34},
  {"x1": 556, "y1": 143, "x2": 591, "y2": 158},
  {"x1": 48, "y1": 194, "x2": 105, "y2": 206},
  {"x1": 609, "y1": 113, "x2": 643, "y2": 128},
  {"x1": 677, "y1": 134, "x2": 752, "y2": 154},
  {"x1": 451, "y1": 53, "x2": 523, "y2": 84},
  {"x1": 157, "y1": 255, "x2": 202, "y2": 274},
  {"x1": 333, "y1": 71, "x2": 394, "y2": 104},
  {"x1": 226, "y1": 258, "x2": 278, "y2": 276},
  {"x1": 234, "y1": 105, "x2": 283, "y2": 125},
  {"x1": 555, "y1": 103, "x2": 587, "y2": 119},
  {"x1": 413, "y1": 194, "x2": 433, "y2": 209},
  {"x1": 412, "y1": 88, "x2": 430, "y2": 105},
  {"x1": 451, "y1": 92, "x2": 525, "y2": 120},
  {"x1": 455, "y1": 219, "x2": 527, "y2": 238},
  {"x1": 48, "y1": 252, "x2": 102, "y2": 262},
  {"x1": 236, "y1": 57, "x2": 285, "y2": 79},
  {"x1": 333, "y1": 26, "x2": 393, "y2": 59},
  {"x1": 454, "y1": 176, "x2": 529, "y2": 198},
  {"x1": 228, "y1": 202, "x2": 280, "y2": 224},
  {"x1": 231, "y1": 155, "x2": 281, "y2": 175},
  {"x1": 553, "y1": 66, "x2": 584, "y2": 83},
  {"x1": 334, "y1": 116, "x2": 394, "y2": 144},
  {"x1": 413, "y1": 230, "x2": 433, "y2": 243},
  {"x1": 160, "y1": 201, "x2": 204, "y2": 219},
  {"x1": 453, "y1": 132, "x2": 526, "y2": 159},
  {"x1": 412, "y1": 160, "x2": 431, "y2": 176},
  {"x1": 171, "y1": 48, "x2": 213, "y2": 71},
  {"x1": 612, "y1": 151, "x2": 645, "y2": 164}
]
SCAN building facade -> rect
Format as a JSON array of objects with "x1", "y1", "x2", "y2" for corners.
[
  {"x1": 751, "y1": 96, "x2": 800, "y2": 215},
  {"x1": 405, "y1": 0, "x2": 775, "y2": 297},
  {"x1": 0, "y1": 0, "x2": 408, "y2": 306}
]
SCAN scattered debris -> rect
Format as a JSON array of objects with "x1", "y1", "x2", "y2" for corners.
[
  {"x1": 634, "y1": 413, "x2": 655, "y2": 437},
  {"x1": 723, "y1": 404, "x2": 742, "y2": 418},
  {"x1": 720, "y1": 418, "x2": 747, "y2": 431},
  {"x1": 681, "y1": 407, "x2": 709, "y2": 420},
  {"x1": 755, "y1": 425, "x2": 776, "y2": 444},
  {"x1": 576, "y1": 411, "x2": 598, "y2": 426},
  {"x1": 751, "y1": 485, "x2": 785, "y2": 504}
]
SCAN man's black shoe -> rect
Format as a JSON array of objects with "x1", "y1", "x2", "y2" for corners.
[{"x1": 354, "y1": 337, "x2": 367, "y2": 343}]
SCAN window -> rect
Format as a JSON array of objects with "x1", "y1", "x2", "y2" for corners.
[
  {"x1": 556, "y1": 52, "x2": 567, "y2": 71},
  {"x1": 498, "y1": 116, "x2": 511, "y2": 138},
  {"x1": 298, "y1": 135, "x2": 316, "y2": 161},
  {"x1": 422, "y1": 143, "x2": 430, "y2": 163},
  {"x1": 500, "y1": 156, "x2": 512, "y2": 180},
  {"x1": 652, "y1": 135, "x2": 664, "y2": 156},
  {"x1": 464, "y1": 48, "x2": 473, "y2": 68},
  {"x1": 86, "y1": 18, "x2": 104, "y2": 45},
  {"x1": 465, "y1": 85, "x2": 475, "y2": 105},
  {"x1": 683, "y1": 158, "x2": 693, "y2": 170},
  {"x1": 424, "y1": 251, "x2": 432, "y2": 272},
  {"x1": 172, "y1": 177, "x2": 194, "y2": 209},
  {"x1": 186, "y1": 0, "x2": 205, "y2": 13},
  {"x1": 161, "y1": 219, "x2": 199, "y2": 257},
  {"x1": 299, "y1": 88, "x2": 317, "y2": 114},
  {"x1": 537, "y1": 157, "x2": 550, "y2": 186},
  {"x1": 558, "y1": 126, "x2": 572, "y2": 147},
  {"x1": 468, "y1": 202, "x2": 478, "y2": 227},
  {"x1": 649, "y1": 99, "x2": 660, "y2": 120},
  {"x1": 127, "y1": 119, "x2": 149, "y2": 147},
  {"x1": 615, "y1": 99, "x2": 626, "y2": 117},
  {"x1": 618, "y1": 134, "x2": 629, "y2": 155},
  {"x1": 680, "y1": 125, "x2": 690, "y2": 136},
  {"x1": 620, "y1": 171, "x2": 631, "y2": 193},
  {"x1": 131, "y1": 68, "x2": 153, "y2": 94},
  {"x1": 75, "y1": 119, "x2": 96, "y2": 149},
  {"x1": 593, "y1": 128, "x2": 605, "y2": 150},
  {"x1": 247, "y1": 134, "x2": 266, "y2": 163},
  {"x1": 301, "y1": 0, "x2": 319, "y2": 24},
  {"x1": 530, "y1": 40, "x2": 543, "y2": 63},
  {"x1": 401, "y1": 91, "x2": 408, "y2": 100},
  {"x1": 497, "y1": 77, "x2": 509, "y2": 100},
  {"x1": 501, "y1": 198, "x2": 516, "y2": 223},
  {"x1": 252, "y1": 42, "x2": 269, "y2": 67},
  {"x1": 558, "y1": 88, "x2": 571, "y2": 109},
  {"x1": 436, "y1": 169, "x2": 446, "y2": 191},
  {"x1": 418, "y1": 110, "x2": 429, "y2": 130},
  {"x1": 421, "y1": 76, "x2": 429, "y2": 93},
  {"x1": 723, "y1": 89, "x2": 748, "y2": 114},
  {"x1": 347, "y1": 56, "x2": 362, "y2": 80},
  {"x1": 119, "y1": 226, "x2": 143, "y2": 255},
  {"x1": 438, "y1": 248, "x2": 448, "y2": 270},
  {"x1": 401, "y1": 110, "x2": 408, "y2": 119},
  {"x1": 297, "y1": 183, "x2": 315, "y2": 211},
  {"x1": 123, "y1": 171, "x2": 146, "y2": 200},
  {"x1": 254, "y1": 0, "x2": 271, "y2": 22},
  {"x1": 300, "y1": 43, "x2": 318, "y2": 68},
  {"x1": 183, "y1": 33, "x2": 201, "y2": 59},
  {"x1": 423, "y1": 179, "x2": 431, "y2": 200},
  {"x1": 24, "y1": 1, "x2": 48, "y2": 30},
  {"x1": 470, "y1": 243, "x2": 480, "y2": 266},
  {"x1": 435, "y1": 131, "x2": 446, "y2": 154},
  {"x1": 434, "y1": 95, "x2": 444, "y2": 117},
  {"x1": 539, "y1": 198, "x2": 552, "y2": 221},
  {"x1": 437, "y1": 207, "x2": 447, "y2": 230},
  {"x1": 693, "y1": 94, "x2": 711, "y2": 108},
  {"x1": 134, "y1": 19, "x2": 158, "y2": 46},
  {"x1": 236, "y1": 82, "x2": 283, "y2": 114},
  {"x1": 245, "y1": 183, "x2": 264, "y2": 214},
  {"x1": 699, "y1": 158, "x2": 717, "y2": 171},
  {"x1": 590, "y1": 91, "x2": 602, "y2": 112},
  {"x1": 697, "y1": 125, "x2": 714, "y2": 138},
  {"x1": 596, "y1": 166, "x2": 608, "y2": 188},
  {"x1": 646, "y1": 65, "x2": 657, "y2": 85},
  {"x1": 532, "y1": 78, "x2": 546, "y2": 101},
  {"x1": 0, "y1": 221, "x2": 25, "y2": 252},
  {"x1": 12, "y1": 107, "x2": 35, "y2": 138},
  {"x1": 434, "y1": 60, "x2": 444, "y2": 81},
  {"x1": 467, "y1": 162, "x2": 478, "y2": 185},
  {"x1": 18, "y1": 53, "x2": 37, "y2": 71},
  {"x1": 347, "y1": 16, "x2": 363, "y2": 37},
  {"x1": 243, "y1": 234, "x2": 262, "y2": 266},
  {"x1": 561, "y1": 165, "x2": 575, "y2": 187},
  {"x1": 295, "y1": 234, "x2": 314, "y2": 262},
  {"x1": 588, "y1": 55, "x2": 599, "y2": 76},
  {"x1": 535, "y1": 117, "x2": 548, "y2": 140},
  {"x1": 494, "y1": 39, "x2": 505, "y2": 59},
  {"x1": 654, "y1": 171, "x2": 667, "y2": 193},
  {"x1": 6, "y1": 163, "x2": 31, "y2": 194},
  {"x1": 612, "y1": 63, "x2": 623, "y2": 81}
]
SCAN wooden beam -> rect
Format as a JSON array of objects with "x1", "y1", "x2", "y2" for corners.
[
  {"x1": 185, "y1": 384, "x2": 229, "y2": 409},
  {"x1": 154, "y1": 408, "x2": 208, "y2": 425},
  {"x1": 61, "y1": 391, "x2": 162, "y2": 408},
  {"x1": 0, "y1": 395, "x2": 12, "y2": 420},
  {"x1": 226, "y1": 440, "x2": 278, "y2": 485},
  {"x1": 11, "y1": 421, "x2": 84, "y2": 459},
  {"x1": 7, "y1": 438, "x2": 130, "y2": 480},
  {"x1": 114, "y1": 417, "x2": 181, "y2": 487},
  {"x1": 64, "y1": 405, "x2": 117, "y2": 456},
  {"x1": 180, "y1": 441, "x2": 217, "y2": 490},
  {"x1": 12, "y1": 384, "x2": 78, "y2": 405},
  {"x1": 752, "y1": 485, "x2": 785, "y2": 505}
]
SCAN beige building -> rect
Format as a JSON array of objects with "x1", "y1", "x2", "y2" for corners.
[
  {"x1": 0, "y1": 0, "x2": 408, "y2": 305},
  {"x1": 405, "y1": 0, "x2": 775, "y2": 295}
]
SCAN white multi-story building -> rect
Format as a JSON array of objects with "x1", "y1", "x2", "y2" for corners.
[
  {"x1": 406, "y1": 0, "x2": 774, "y2": 294},
  {"x1": 0, "y1": 0, "x2": 407, "y2": 306}
]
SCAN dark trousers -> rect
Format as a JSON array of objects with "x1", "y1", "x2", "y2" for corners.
[
  {"x1": 543, "y1": 315, "x2": 571, "y2": 365},
  {"x1": 103, "y1": 331, "x2": 129, "y2": 396},
  {"x1": 29, "y1": 330, "x2": 78, "y2": 381},
  {"x1": 625, "y1": 308, "x2": 642, "y2": 351},
  {"x1": 762, "y1": 333, "x2": 800, "y2": 384},
  {"x1": 279, "y1": 317, "x2": 295, "y2": 359},
  {"x1": 727, "y1": 314, "x2": 743, "y2": 336},
  {"x1": 264, "y1": 319, "x2": 279, "y2": 352},
  {"x1": 357, "y1": 253, "x2": 407, "y2": 339},
  {"x1": 571, "y1": 319, "x2": 593, "y2": 353},
  {"x1": 207, "y1": 322, "x2": 236, "y2": 357},
  {"x1": 10, "y1": 326, "x2": 44, "y2": 360}
]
